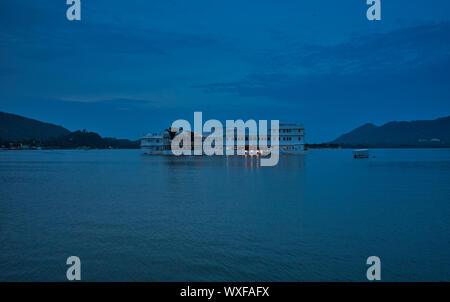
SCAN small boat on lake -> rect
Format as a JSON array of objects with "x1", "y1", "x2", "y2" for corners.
[{"x1": 353, "y1": 149, "x2": 369, "y2": 159}]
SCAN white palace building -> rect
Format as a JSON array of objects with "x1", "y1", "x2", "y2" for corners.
[{"x1": 141, "y1": 123, "x2": 306, "y2": 155}]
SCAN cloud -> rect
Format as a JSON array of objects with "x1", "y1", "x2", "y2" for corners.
[
  {"x1": 195, "y1": 22, "x2": 450, "y2": 102},
  {"x1": 0, "y1": 1, "x2": 219, "y2": 62},
  {"x1": 0, "y1": 24, "x2": 218, "y2": 61},
  {"x1": 295, "y1": 22, "x2": 450, "y2": 75},
  {"x1": 60, "y1": 96, "x2": 158, "y2": 107}
]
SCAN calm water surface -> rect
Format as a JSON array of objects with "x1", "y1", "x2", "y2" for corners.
[{"x1": 0, "y1": 149, "x2": 449, "y2": 281}]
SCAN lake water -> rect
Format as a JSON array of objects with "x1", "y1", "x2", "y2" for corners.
[{"x1": 0, "y1": 149, "x2": 449, "y2": 281}]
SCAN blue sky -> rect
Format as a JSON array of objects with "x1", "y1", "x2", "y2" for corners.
[{"x1": 1, "y1": 0, "x2": 450, "y2": 142}]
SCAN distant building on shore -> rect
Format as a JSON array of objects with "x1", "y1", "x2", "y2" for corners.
[{"x1": 140, "y1": 123, "x2": 306, "y2": 155}]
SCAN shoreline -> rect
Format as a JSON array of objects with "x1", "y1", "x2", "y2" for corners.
[{"x1": 2, "y1": 147, "x2": 450, "y2": 151}]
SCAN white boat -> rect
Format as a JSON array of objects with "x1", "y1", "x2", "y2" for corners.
[{"x1": 353, "y1": 149, "x2": 369, "y2": 158}]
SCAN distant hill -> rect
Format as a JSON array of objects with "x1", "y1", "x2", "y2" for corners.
[
  {"x1": 44, "y1": 130, "x2": 139, "y2": 149},
  {"x1": 0, "y1": 111, "x2": 139, "y2": 149},
  {"x1": 332, "y1": 116, "x2": 450, "y2": 147},
  {"x1": 0, "y1": 111, "x2": 70, "y2": 142}
]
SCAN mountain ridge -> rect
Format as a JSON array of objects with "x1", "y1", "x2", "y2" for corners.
[
  {"x1": 0, "y1": 111, "x2": 70, "y2": 142},
  {"x1": 331, "y1": 116, "x2": 450, "y2": 147},
  {"x1": 0, "y1": 111, "x2": 138, "y2": 149}
]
